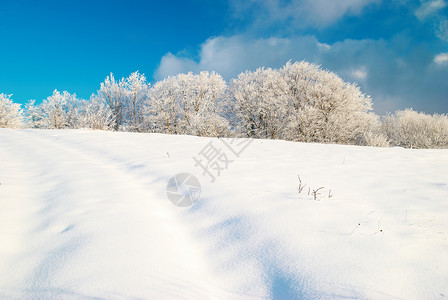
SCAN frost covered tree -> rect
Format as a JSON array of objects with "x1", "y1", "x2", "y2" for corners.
[
  {"x1": 24, "y1": 99, "x2": 46, "y2": 128},
  {"x1": 98, "y1": 73, "x2": 127, "y2": 131},
  {"x1": 227, "y1": 62, "x2": 378, "y2": 144},
  {"x1": 40, "y1": 90, "x2": 82, "y2": 129},
  {"x1": 147, "y1": 76, "x2": 180, "y2": 134},
  {"x1": 0, "y1": 93, "x2": 23, "y2": 128},
  {"x1": 148, "y1": 71, "x2": 229, "y2": 136},
  {"x1": 228, "y1": 67, "x2": 290, "y2": 139},
  {"x1": 281, "y1": 61, "x2": 378, "y2": 144},
  {"x1": 382, "y1": 109, "x2": 448, "y2": 148},
  {"x1": 124, "y1": 71, "x2": 149, "y2": 131},
  {"x1": 360, "y1": 131, "x2": 390, "y2": 147},
  {"x1": 76, "y1": 96, "x2": 114, "y2": 130},
  {"x1": 175, "y1": 71, "x2": 229, "y2": 136},
  {"x1": 25, "y1": 94, "x2": 113, "y2": 130},
  {"x1": 98, "y1": 71, "x2": 149, "y2": 131}
]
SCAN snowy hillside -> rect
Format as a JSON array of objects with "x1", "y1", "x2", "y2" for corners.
[{"x1": 1, "y1": 129, "x2": 447, "y2": 299}]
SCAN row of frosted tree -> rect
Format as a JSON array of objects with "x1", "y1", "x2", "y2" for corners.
[{"x1": 1, "y1": 61, "x2": 447, "y2": 148}]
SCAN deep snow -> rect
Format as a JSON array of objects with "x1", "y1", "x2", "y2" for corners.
[{"x1": 0, "y1": 129, "x2": 447, "y2": 299}]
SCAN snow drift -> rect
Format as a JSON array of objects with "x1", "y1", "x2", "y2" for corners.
[{"x1": 0, "y1": 129, "x2": 447, "y2": 299}]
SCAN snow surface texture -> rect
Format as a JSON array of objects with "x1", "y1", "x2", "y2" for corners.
[{"x1": 0, "y1": 129, "x2": 447, "y2": 299}]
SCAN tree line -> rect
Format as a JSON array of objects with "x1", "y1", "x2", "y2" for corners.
[{"x1": 1, "y1": 61, "x2": 447, "y2": 148}]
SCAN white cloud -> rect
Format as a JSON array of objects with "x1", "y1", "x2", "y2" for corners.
[
  {"x1": 415, "y1": 0, "x2": 448, "y2": 41},
  {"x1": 415, "y1": 0, "x2": 446, "y2": 20},
  {"x1": 297, "y1": 0, "x2": 380, "y2": 26},
  {"x1": 154, "y1": 53, "x2": 200, "y2": 80},
  {"x1": 437, "y1": 19, "x2": 448, "y2": 41},
  {"x1": 229, "y1": 0, "x2": 379, "y2": 28},
  {"x1": 351, "y1": 67, "x2": 368, "y2": 81},
  {"x1": 153, "y1": 1, "x2": 448, "y2": 115},
  {"x1": 154, "y1": 35, "x2": 323, "y2": 81},
  {"x1": 154, "y1": 34, "x2": 448, "y2": 115},
  {"x1": 434, "y1": 52, "x2": 448, "y2": 64}
]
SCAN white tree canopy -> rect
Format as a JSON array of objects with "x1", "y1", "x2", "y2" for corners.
[
  {"x1": 228, "y1": 67, "x2": 290, "y2": 139},
  {"x1": 148, "y1": 71, "x2": 229, "y2": 137},
  {"x1": 39, "y1": 90, "x2": 81, "y2": 129},
  {"x1": 3, "y1": 60, "x2": 446, "y2": 148},
  {"x1": 0, "y1": 93, "x2": 23, "y2": 128},
  {"x1": 281, "y1": 61, "x2": 378, "y2": 144},
  {"x1": 98, "y1": 71, "x2": 149, "y2": 131},
  {"x1": 383, "y1": 109, "x2": 448, "y2": 148}
]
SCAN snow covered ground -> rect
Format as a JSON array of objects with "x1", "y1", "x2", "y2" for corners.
[{"x1": 1, "y1": 128, "x2": 447, "y2": 299}]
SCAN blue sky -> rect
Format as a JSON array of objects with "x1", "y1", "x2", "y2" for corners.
[{"x1": 0, "y1": 0, "x2": 447, "y2": 114}]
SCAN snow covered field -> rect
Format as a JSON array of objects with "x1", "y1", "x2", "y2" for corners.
[{"x1": 1, "y1": 128, "x2": 447, "y2": 299}]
